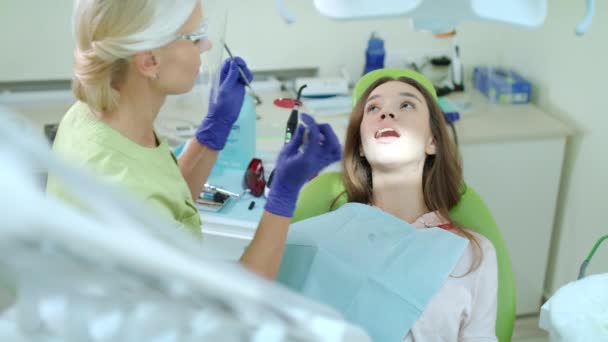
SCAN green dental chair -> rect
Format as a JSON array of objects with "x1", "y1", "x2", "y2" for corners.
[{"x1": 292, "y1": 172, "x2": 516, "y2": 342}]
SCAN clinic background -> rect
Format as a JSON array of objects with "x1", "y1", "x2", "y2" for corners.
[{"x1": 1, "y1": 0, "x2": 606, "y2": 310}]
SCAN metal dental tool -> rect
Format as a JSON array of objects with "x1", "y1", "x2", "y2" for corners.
[{"x1": 223, "y1": 43, "x2": 263, "y2": 106}]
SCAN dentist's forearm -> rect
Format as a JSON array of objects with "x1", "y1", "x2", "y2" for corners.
[
  {"x1": 239, "y1": 211, "x2": 290, "y2": 279},
  {"x1": 178, "y1": 140, "x2": 219, "y2": 200}
]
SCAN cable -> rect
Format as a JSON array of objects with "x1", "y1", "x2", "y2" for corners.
[
  {"x1": 575, "y1": 0, "x2": 595, "y2": 36},
  {"x1": 578, "y1": 235, "x2": 608, "y2": 279}
]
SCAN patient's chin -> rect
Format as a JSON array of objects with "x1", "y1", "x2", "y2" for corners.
[
  {"x1": 362, "y1": 140, "x2": 426, "y2": 172},
  {"x1": 367, "y1": 155, "x2": 421, "y2": 173}
]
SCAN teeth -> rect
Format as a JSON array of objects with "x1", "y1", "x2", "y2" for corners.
[{"x1": 375, "y1": 128, "x2": 396, "y2": 139}]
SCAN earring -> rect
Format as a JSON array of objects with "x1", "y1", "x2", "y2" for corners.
[{"x1": 152, "y1": 72, "x2": 159, "y2": 81}]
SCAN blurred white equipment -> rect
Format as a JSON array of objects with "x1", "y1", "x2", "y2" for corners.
[
  {"x1": 539, "y1": 236, "x2": 608, "y2": 342},
  {"x1": 539, "y1": 274, "x2": 608, "y2": 342},
  {"x1": 293, "y1": 0, "x2": 548, "y2": 33},
  {"x1": 277, "y1": 0, "x2": 597, "y2": 36},
  {"x1": 0, "y1": 109, "x2": 370, "y2": 342}
]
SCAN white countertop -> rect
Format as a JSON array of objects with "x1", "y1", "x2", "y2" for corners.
[{"x1": 449, "y1": 92, "x2": 574, "y2": 144}]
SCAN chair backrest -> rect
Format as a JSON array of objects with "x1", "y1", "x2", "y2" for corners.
[{"x1": 293, "y1": 172, "x2": 516, "y2": 342}]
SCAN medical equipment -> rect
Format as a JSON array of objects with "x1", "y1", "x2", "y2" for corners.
[
  {"x1": 450, "y1": 40, "x2": 464, "y2": 92},
  {"x1": 276, "y1": 0, "x2": 596, "y2": 36},
  {"x1": 578, "y1": 235, "x2": 608, "y2": 279},
  {"x1": 203, "y1": 183, "x2": 242, "y2": 198},
  {"x1": 0, "y1": 111, "x2": 370, "y2": 342},
  {"x1": 433, "y1": 32, "x2": 464, "y2": 97},
  {"x1": 539, "y1": 235, "x2": 608, "y2": 341},
  {"x1": 244, "y1": 158, "x2": 266, "y2": 197},
  {"x1": 196, "y1": 193, "x2": 231, "y2": 212},
  {"x1": 278, "y1": 0, "x2": 547, "y2": 33},
  {"x1": 224, "y1": 43, "x2": 263, "y2": 106},
  {"x1": 265, "y1": 85, "x2": 308, "y2": 198},
  {"x1": 286, "y1": 85, "x2": 307, "y2": 144},
  {"x1": 295, "y1": 78, "x2": 349, "y2": 98},
  {"x1": 274, "y1": 97, "x2": 303, "y2": 109},
  {"x1": 576, "y1": 0, "x2": 596, "y2": 36},
  {"x1": 278, "y1": 203, "x2": 469, "y2": 341}
]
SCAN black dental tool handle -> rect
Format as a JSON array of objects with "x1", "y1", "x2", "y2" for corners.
[
  {"x1": 284, "y1": 85, "x2": 308, "y2": 144},
  {"x1": 266, "y1": 84, "x2": 308, "y2": 196},
  {"x1": 285, "y1": 109, "x2": 299, "y2": 144}
]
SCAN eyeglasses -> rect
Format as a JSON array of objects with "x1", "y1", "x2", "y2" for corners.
[
  {"x1": 177, "y1": 19, "x2": 209, "y2": 44},
  {"x1": 243, "y1": 158, "x2": 266, "y2": 197}
]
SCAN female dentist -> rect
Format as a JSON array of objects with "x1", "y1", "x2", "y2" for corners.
[{"x1": 46, "y1": 0, "x2": 342, "y2": 279}]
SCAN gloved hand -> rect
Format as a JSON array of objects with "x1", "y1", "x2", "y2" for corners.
[
  {"x1": 265, "y1": 113, "x2": 342, "y2": 217},
  {"x1": 195, "y1": 57, "x2": 253, "y2": 150}
]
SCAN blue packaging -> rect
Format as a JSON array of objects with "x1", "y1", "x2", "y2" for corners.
[
  {"x1": 438, "y1": 97, "x2": 460, "y2": 123},
  {"x1": 212, "y1": 94, "x2": 256, "y2": 174},
  {"x1": 363, "y1": 33, "x2": 385, "y2": 75},
  {"x1": 473, "y1": 67, "x2": 531, "y2": 104}
]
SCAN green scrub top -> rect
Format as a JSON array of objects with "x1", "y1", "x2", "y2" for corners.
[{"x1": 46, "y1": 101, "x2": 202, "y2": 237}]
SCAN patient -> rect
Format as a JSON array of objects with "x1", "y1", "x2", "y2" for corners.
[{"x1": 340, "y1": 69, "x2": 498, "y2": 341}]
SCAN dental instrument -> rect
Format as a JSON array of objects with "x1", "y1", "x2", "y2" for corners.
[{"x1": 223, "y1": 43, "x2": 262, "y2": 106}]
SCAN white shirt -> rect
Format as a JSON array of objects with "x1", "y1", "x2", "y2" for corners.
[{"x1": 404, "y1": 212, "x2": 499, "y2": 342}]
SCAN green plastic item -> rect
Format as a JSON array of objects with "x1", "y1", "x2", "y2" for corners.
[
  {"x1": 293, "y1": 172, "x2": 516, "y2": 342},
  {"x1": 578, "y1": 235, "x2": 608, "y2": 279}
]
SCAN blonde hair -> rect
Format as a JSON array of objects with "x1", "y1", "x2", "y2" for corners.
[{"x1": 72, "y1": 0, "x2": 198, "y2": 113}]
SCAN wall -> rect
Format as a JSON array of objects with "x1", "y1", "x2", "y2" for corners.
[
  {"x1": 0, "y1": 0, "x2": 451, "y2": 82},
  {"x1": 458, "y1": 0, "x2": 608, "y2": 295},
  {"x1": 0, "y1": 0, "x2": 74, "y2": 82}
]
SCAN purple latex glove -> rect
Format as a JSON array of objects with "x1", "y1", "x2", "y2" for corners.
[
  {"x1": 265, "y1": 113, "x2": 342, "y2": 217},
  {"x1": 196, "y1": 57, "x2": 253, "y2": 150}
]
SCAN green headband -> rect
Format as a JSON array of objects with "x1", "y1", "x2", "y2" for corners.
[{"x1": 352, "y1": 68, "x2": 438, "y2": 107}]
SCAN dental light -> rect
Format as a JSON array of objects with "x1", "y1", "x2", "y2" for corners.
[{"x1": 275, "y1": 0, "x2": 597, "y2": 36}]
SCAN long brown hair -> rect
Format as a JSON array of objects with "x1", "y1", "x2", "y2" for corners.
[{"x1": 338, "y1": 77, "x2": 481, "y2": 272}]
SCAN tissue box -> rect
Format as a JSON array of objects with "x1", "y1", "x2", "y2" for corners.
[{"x1": 473, "y1": 67, "x2": 531, "y2": 104}]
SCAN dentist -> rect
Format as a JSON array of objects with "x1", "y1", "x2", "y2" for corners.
[{"x1": 47, "y1": 0, "x2": 341, "y2": 279}]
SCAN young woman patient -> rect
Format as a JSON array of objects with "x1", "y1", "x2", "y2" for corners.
[{"x1": 340, "y1": 69, "x2": 498, "y2": 341}]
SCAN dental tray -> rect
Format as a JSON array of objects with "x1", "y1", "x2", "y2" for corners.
[{"x1": 195, "y1": 192, "x2": 232, "y2": 213}]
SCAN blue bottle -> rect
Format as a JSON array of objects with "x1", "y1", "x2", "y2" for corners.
[
  {"x1": 212, "y1": 94, "x2": 256, "y2": 175},
  {"x1": 363, "y1": 33, "x2": 385, "y2": 75}
]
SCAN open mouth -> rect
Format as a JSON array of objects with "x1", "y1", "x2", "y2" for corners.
[{"x1": 374, "y1": 128, "x2": 401, "y2": 141}]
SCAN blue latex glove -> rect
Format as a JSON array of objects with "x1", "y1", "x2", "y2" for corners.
[
  {"x1": 196, "y1": 57, "x2": 253, "y2": 150},
  {"x1": 265, "y1": 113, "x2": 342, "y2": 217}
]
